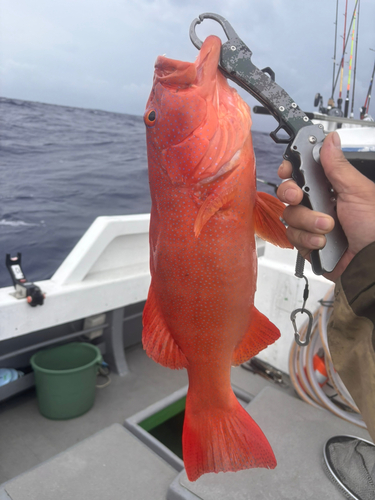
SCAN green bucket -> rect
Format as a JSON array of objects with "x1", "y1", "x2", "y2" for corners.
[{"x1": 30, "y1": 342, "x2": 102, "y2": 420}]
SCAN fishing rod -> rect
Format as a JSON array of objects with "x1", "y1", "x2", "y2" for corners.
[
  {"x1": 331, "y1": 0, "x2": 339, "y2": 101},
  {"x1": 332, "y1": 3, "x2": 357, "y2": 104},
  {"x1": 344, "y1": 2, "x2": 357, "y2": 117},
  {"x1": 361, "y1": 57, "x2": 375, "y2": 118},
  {"x1": 338, "y1": 0, "x2": 349, "y2": 110},
  {"x1": 350, "y1": 0, "x2": 360, "y2": 117}
]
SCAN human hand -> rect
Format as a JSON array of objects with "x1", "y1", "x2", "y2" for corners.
[{"x1": 276, "y1": 131, "x2": 375, "y2": 282}]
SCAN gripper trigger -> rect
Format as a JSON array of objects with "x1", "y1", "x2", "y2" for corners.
[{"x1": 270, "y1": 124, "x2": 291, "y2": 144}]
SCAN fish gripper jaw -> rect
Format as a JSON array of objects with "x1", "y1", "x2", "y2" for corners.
[{"x1": 189, "y1": 13, "x2": 238, "y2": 50}]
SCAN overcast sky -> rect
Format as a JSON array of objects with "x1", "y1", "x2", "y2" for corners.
[{"x1": 1, "y1": 0, "x2": 374, "y2": 130}]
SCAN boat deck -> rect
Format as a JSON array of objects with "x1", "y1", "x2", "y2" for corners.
[
  {"x1": 0, "y1": 342, "x2": 295, "y2": 484},
  {"x1": 0, "y1": 343, "x2": 188, "y2": 484},
  {"x1": 0, "y1": 343, "x2": 372, "y2": 499}
]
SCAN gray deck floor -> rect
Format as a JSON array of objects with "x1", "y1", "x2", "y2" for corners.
[
  {"x1": 0, "y1": 343, "x2": 295, "y2": 485},
  {"x1": 1, "y1": 343, "x2": 373, "y2": 500},
  {"x1": 0, "y1": 344, "x2": 188, "y2": 484}
]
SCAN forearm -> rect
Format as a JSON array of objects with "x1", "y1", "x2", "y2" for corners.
[{"x1": 328, "y1": 241, "x2": 375, "y2": 441}]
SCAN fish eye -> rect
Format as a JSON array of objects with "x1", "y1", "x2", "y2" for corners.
[{"x1": 144, "y1": 109, "x2": 156, "y2": 127}]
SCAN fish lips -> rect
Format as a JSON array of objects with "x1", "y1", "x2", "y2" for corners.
[{"x1": 154, "y1": 35, "x2": 222, "y2": 90}]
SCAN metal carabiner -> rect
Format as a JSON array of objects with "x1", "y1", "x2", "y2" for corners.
[
  {"x1": 189, "y1": 12, "x2": 238, "y2": 50},
  {"x1": 290, "y1": 308, "x2": 314, "y2": 347}
]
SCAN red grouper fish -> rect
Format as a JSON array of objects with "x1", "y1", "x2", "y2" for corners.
[{"x1": 142, "y1": 35, "x2": 293, "y2": 481}]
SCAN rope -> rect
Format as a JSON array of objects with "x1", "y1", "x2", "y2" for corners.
[{"x1": 289, "y1": 286, "x2": 366, "y2": 429}]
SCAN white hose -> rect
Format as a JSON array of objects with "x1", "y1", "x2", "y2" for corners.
[
  {"x1": 318, "y1": 288, "x2": 360, "y2": 412},
  {"x1": 288, "y1": 286, "x2": 366, "y2": 429},
  {"x1": 288, "y1": 313, "x2": 322, "y2": 410}
]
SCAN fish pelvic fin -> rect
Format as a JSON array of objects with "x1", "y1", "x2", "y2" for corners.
[
  {"x1": 232, "y1": 306, "x2": 280, "y2": 365},
  {"x1": 142, "y1": 284, "x2": 188, "y2": 370},
  {"x1": 254, "y1": 192, "x2": 293, "y2": 248},
  {"x1": 183, "y1": 389, "x2": 277, "y2": 481}
]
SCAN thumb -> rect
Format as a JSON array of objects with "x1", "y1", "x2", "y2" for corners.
[{"x1": 320, "y1": 131, "x2": 365, "y2": 194}]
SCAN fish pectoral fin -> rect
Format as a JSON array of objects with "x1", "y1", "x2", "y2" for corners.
[
  {"x1": 142, "y1": 284, "x2": 188, "y2": 370},
  {"x1": 194, "y1": 172, "x2": 239, "y2": 237},
  {"x1": 254, "y1": 192, "x2": 293, "y2": 248},
  {"x1": 232, "y1": 306, "x2": 280, "y2": 365},
  {"x1": 162, "y1": 135, "x2": 209, "y2": 185}
]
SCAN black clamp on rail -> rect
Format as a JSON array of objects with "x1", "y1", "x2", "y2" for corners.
[{"x1": 6, "y1": 253, "x2": 45, "y2": 307}]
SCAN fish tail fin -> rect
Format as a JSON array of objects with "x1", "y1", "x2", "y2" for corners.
[
  {"x1": 254, "y1": 192, "x2": 293, "y2": 248},
  {"x1": 183, "y1": 390, "x2": 276, "y2": 481}
]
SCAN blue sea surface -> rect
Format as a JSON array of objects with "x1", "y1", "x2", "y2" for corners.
[{"x1": 0, "y1": 97, "x2": 285, "y2": 288}]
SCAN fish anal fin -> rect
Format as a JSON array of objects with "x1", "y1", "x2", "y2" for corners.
[
  {"x1": 232, "y1": 306, "x2": 280, "y2": 365},
  {"x1": 183, "y1": 389, "x2": 277, "y2": 481},
  {"x1": 254, "y1": 192, "x2": 293, "y2": 248},
  {"x1": 142, "y1": 285, "x2": 188, "y2": 370}
]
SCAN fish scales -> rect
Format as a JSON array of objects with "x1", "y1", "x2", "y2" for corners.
[{"x1": 142, "y1": 35, "x2": 292, "y2": 481}]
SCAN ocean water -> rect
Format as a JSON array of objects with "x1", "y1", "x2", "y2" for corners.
[{"x1": 0, "y1": 97, "x2": 285, "y2": 288}]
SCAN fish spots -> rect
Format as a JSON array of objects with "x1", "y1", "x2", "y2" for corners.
[
  {"x1": 161, "y1": 135, "x2": 209, "y2": 185},
  {"x1": 143, "y1": 37, "x2": 277, "y2": 480}
]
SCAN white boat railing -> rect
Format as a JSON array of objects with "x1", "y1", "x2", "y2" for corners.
[
  {"x1": 0, "y1": 212, "x2": 332, "y2": 377},
  {"x1": 0, "y1": 214, "x2": 151, "y2": 342}
]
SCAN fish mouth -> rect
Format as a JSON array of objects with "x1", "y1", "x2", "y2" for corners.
[
  {"x1": 154, "y1": 58, "x2": 197, "y2": 86},
  {"x1": 154, "y1": 36, "x2": 222, "y2": 88},
  {"x1": 150, "y1": 35, "x2": 251, "y2": 185}
]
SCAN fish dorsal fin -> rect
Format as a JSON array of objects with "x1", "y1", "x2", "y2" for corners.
[
  {"x1": 142, "y1": 284, "x2": 188, "y2": 369},
  {"x1": 254, "y1": 192, "x2": 293, "y2": 248},
  {"x1": 232, "y1": 306, "x2": 280, "y2": 365}
]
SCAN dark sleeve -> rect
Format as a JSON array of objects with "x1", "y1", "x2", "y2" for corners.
[
  {"x1": 328, "y1": 242, "x2": 375, "y2": 442},
  {"x1": 341, "y1": 242, "x2": 375, "y2": 339}
]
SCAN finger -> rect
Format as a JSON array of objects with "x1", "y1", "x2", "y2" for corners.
[
  {"x1": 276, "y1": 179, "x2": 304, "y2": 205},
  {"x1": 320, "y1": 132, "x2": 368, "y2": 194},
  {"x1": 277, "y1": 160, "x2": 293, "y2": 180},
  {"x1": 283, "y1": 204, "x2": 334, "y2": 234},
  {"x1": 286, "y1": 226, "x2": 326, "y2": 251}
]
